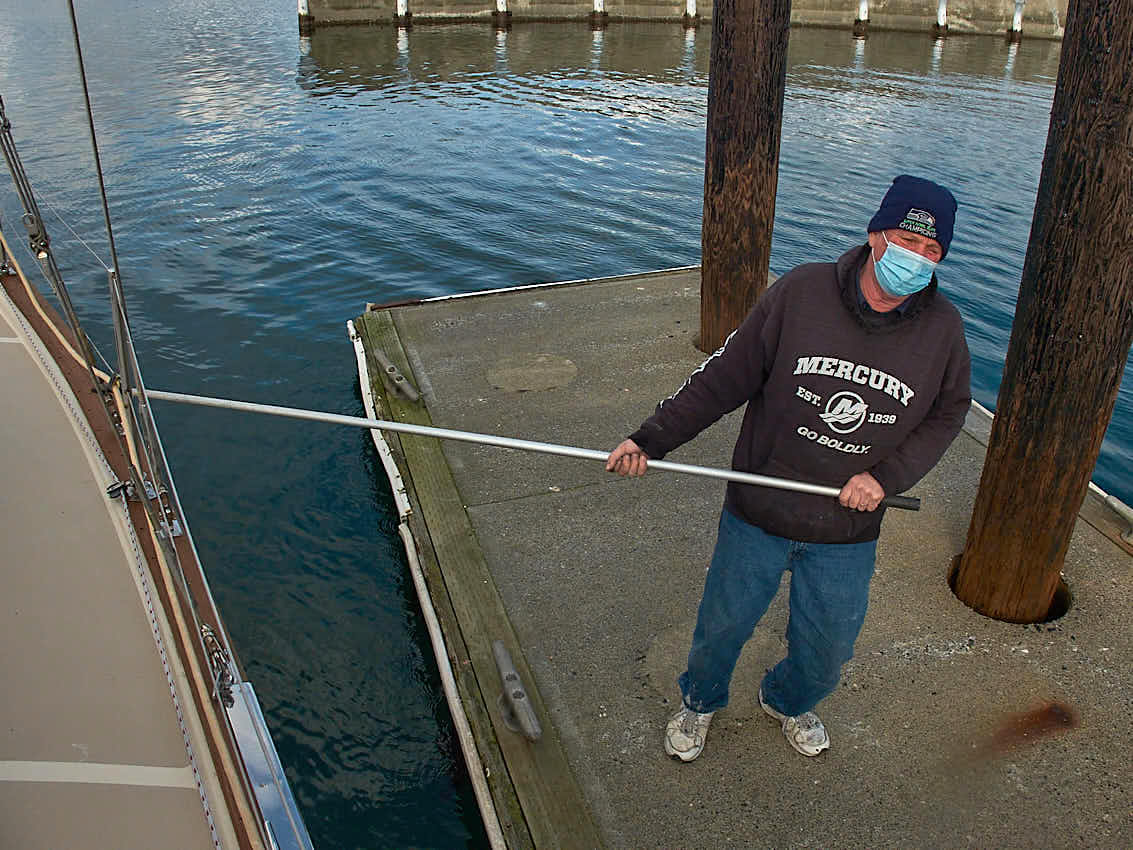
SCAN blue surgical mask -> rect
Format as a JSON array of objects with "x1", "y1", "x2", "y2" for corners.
[{"x1": 872, "y1": 232, "x2": 937, "y2": 296}]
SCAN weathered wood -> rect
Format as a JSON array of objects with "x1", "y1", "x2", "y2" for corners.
[
  {"x1": 356, "y1": 313, "x2": 534, "y2": 850},
  {"x1": 699, "y1": 0, "x2": 791, "y2": 353},
  {"x1": 354, "y1": 310, "x2": 602, "y2": 849},
  {"x1": 952, "y1": 0, "x2": 1133, "y2": 623}
]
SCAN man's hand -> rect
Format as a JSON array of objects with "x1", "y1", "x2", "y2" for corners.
[
  {"x1": 839, "y1": 471, "x2": 885, "y2": 511},
  {"x1": 606, "y1": 438, "x2": 649, "y2": 477}
]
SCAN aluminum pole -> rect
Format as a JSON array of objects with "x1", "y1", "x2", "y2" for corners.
[{"x1": 143, "y1": 388, "x2": 920, "y2": 510}]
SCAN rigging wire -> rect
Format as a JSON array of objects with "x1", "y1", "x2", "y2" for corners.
[
  {"x1": 0, "y1": 94, "x2": 100, "y2": 370},
  {"x1": 65, "y1": 0, "x2": 123, "y2": 284},
  {"x1": 37, "y1": 189, "x2": 112, "y2": 270},
  {"x1": 0, "y1": 179, "x2": 118, "y2": 377},
  {"x1": 51, "y1": 14, "x2": 314, "y2": 840},
  {"x1": 1, "y1": 221, "x2": 116, "y2": 380},
  {"x1": 2, "y1": 16, "x2": 297, "y2": 848},
  {"x1": 57, "y1": 4, "x2": 259, "y2": 781}
]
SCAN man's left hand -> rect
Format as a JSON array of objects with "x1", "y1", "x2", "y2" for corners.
[{"x1": 839, "y1": 472, "x2": 885, "y2": 512}]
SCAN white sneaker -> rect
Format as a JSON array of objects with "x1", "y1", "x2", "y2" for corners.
[
  {"x1": 664, "y1": 705, "x2": 715, "y2": 762},
  {"x1": 759, "y1": 687, "x2": 830, "y2": 756}
]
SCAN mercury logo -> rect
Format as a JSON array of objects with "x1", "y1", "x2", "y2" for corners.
[{"x1": 820, "y1": 391, "x2": 868, "y2": 434}]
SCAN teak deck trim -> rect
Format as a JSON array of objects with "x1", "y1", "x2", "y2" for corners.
[{"x1": 0, "y1": 270, "x2": 247, "y2": 849}]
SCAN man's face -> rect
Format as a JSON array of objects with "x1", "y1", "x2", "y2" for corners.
[{"x1": 868, "y1": 228, "x2": 943, "y2": 263}]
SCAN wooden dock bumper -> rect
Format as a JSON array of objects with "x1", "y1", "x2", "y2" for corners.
[{"x1": 351, "y1": 308, "x2": 604, "y2": 850}]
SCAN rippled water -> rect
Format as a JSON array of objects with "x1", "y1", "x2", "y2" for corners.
[{"x1": 1, "y1": 2, "x2": 1129, "y2": 847}]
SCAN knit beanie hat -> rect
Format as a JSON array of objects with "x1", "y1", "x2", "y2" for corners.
[{"x1": 867, "y1": 175, "x2": 958, "y2": 258}]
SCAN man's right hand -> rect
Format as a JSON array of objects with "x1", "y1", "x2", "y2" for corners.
[{"x1": 606, "y1": 438, "x2": 649, "y2": 477}]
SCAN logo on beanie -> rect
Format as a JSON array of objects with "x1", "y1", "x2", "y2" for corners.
[{"x1": 899, "y1": 208, "x2": 937, "y2": 239}]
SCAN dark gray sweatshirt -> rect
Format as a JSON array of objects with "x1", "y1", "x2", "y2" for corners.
[{"x1": 629, "y1": 244, "x2": 971, "y2": 543}]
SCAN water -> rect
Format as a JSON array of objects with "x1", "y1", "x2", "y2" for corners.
[{"x1": 1, "y1": 3, "x2": 1129, "y2": 847}]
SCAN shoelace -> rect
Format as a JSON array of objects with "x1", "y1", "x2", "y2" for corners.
[
  {"x1": 680, "y1": 709, "x2": 698, "y2": 736},
  {"x1": 793, "y1": 713, "x2": 825, "y2": 740}
]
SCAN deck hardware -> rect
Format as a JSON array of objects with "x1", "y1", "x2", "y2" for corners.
[
  {"x1": 21, "y1": 211, "x2": 49, "y2": 258},
  {"x1": 1104, "y1": 495, "x2": 1133, "y2": 544},
  {"x1": 154, "y1": 515, "x2": 183, "y2": 539},
  {"x1": 137, "y1": 477, "x2": 157, "y2": 500},
  {"x1": 372, "y1": 348, "x2": 421, "y2": 402},
  {"x1": 202, "y1": 624, "x2": 236, "y2": 708},
  {"x1": 0, "y1": 215, "x2": 10, "y2": 275},
  {"x1": 156, "y1": 487, "x2": 183, "y2": 534},
  {"x1": 492, "y1": 640, "x2": 542, "y2": 742},
  {"x1": 105, "y1": 479, "x2": 135, "y2": 501}
]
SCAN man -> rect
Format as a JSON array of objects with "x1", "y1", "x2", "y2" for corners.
[{"x1": 606, "y1": 175, "x2": 971, "y2": 761}]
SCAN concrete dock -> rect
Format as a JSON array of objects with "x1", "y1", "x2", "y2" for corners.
[{"x1": 353, "y1": 268, "x2": 1131, "y2": 849}]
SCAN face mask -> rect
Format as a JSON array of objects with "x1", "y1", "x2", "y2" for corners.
[{"x1": 872, "y1": 232, "x2": 937, "y2": 297}]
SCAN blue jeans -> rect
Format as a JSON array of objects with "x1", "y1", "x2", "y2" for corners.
[{"x1": 678, "y1": 508, "x2": 877, "y2": 717}]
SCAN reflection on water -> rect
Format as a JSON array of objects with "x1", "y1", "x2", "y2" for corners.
[
  {"x1": 0, "y1": 6, "x2": 1127, "y2": 848},
  {"x1": 299, "y1": 20, "x2": 1062, "y2": 93}
]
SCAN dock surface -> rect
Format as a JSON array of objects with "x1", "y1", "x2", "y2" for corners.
[{"x1": 357, "y1": 268, "x2": 1131, "y2": 849}]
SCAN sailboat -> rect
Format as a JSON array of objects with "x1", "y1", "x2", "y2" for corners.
[{"x1": 0, "y1": 49, "x2": 313, "y2": 850}]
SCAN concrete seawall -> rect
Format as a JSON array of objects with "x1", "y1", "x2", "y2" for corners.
[{"x1": 306, "y1": 0, "x2": 1068, "y2": 40}]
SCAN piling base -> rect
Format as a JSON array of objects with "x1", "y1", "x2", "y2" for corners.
[
  {"x1": 298, "y1": 14, "x2": 314, "y2": 36},
  {"x1": 682, "y1": 13, "x2": 700, "y2": 29},
  {"x1": 492, "y1": 10, "x2": 512, "y2": 30},
  {"x1": 949, "y1": 555, "x2": 1072, "y2": 624},
  {"x1": 588, "y1": 11, "x2": 609, "y2": 31},
  {"x1": 932, "y1": 23, "x2": 948, "y2": 38},
  {"x1": 852, "y1": 18, "x2": 869, "y2": 37},
  {"x1": 395, "y1": 12, "x2": 413, "y2": 29},
  {"x1": 1006, "y1": 28, "x2": 1022, "y2": 43}
]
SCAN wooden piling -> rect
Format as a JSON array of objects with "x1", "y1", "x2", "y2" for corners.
[
  {"x1": 698, "y1": 0, "x2": 791, "y2": 354},
  {"x1": 951, "y1": 0, "x2": 1133, "y2": 623}
]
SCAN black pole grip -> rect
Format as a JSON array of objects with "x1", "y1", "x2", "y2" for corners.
[{"x1": 881, "y1": 494, "x2": 920, "y2": 511}]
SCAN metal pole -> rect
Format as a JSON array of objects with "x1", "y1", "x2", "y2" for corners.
[{"x1": 143, "y1": 388, "x2": 920, "y2": 510}]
